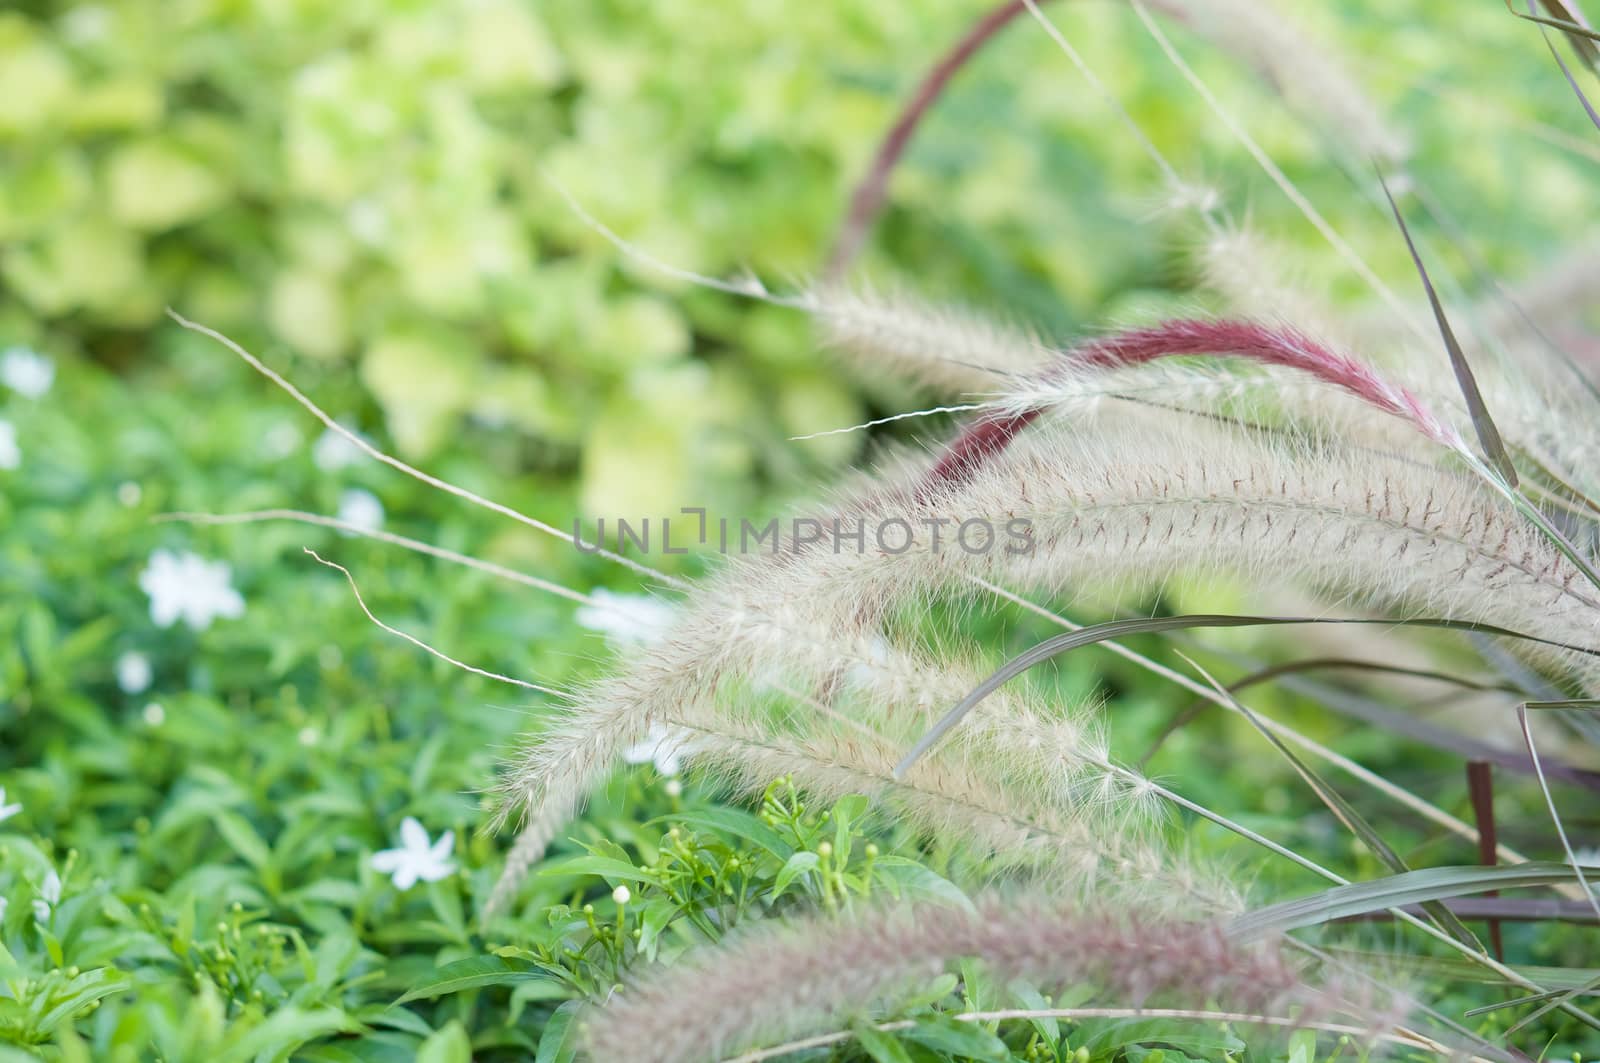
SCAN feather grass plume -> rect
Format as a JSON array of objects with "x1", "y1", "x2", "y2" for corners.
[
  {"x1": 582, "y1": 891, "x2": 1378, "y2": 1063},
  {"x1": 487, "y1": 564, "x2": 1219, "y2": 916}
]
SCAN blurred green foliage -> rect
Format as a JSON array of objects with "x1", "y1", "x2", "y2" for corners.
[{"x1": 2, "y1": 0, "x2": 1592, "y2": 519}]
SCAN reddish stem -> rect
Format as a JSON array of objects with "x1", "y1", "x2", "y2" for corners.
[
  {"x1": 825, "y1": 0, "x2": 1042, "y2": 279},
  {"x1": 922, "y1": 318, "x2": 1459, "y2": 493},
  {"x1": 1466, "y1": 761, "x2": 1504, "y2": 961}
]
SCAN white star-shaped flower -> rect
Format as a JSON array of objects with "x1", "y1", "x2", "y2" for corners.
[
  {"x1": 371, "y1": 817, "x2": 455, "y2": 891},
  {"x1": 0, "y1": 787, "x2": 20, "y2": 824},
  {"x1": 138, "y1": 549, "x2": 245, "y2": 631},
  {"x1": 336, "y1": 487, "x2": 385, "y2": 533},
  {"x1": 0, "y1": 419, "x2": 19, "y2": 471},
  {"x1": 576, "y1": 589, "x2": 675, "y2": 648},
  {"x1": 0, "y1": 346, "x2": 54, "y2": 398},
  {"x1": 623, "y1": 723, "x2": 692, "y2": 776},
  {"x1": 116, "y1": 650, "x2": 153, "y2": 694},
  {"x1": 32, "y1": 870, "x2": 60, "y2": 922}
]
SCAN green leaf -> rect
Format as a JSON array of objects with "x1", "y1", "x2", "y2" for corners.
[
  {"x1": 1287, "y1": 1028, "x2": 1317, "y2": 1063},
  {"x1": 31, "y1": 968, "x2": 131, "y2": 1037},
  {"x1": 393, "y1": 957, "x2": 553, "y2": 1006},
  {"x1": 657, "y1": 807, "x2": 793, "y2": 861},
  {"x1": 635, "y1": 898, "x2": 677, "y2": 961},
  {"x1": 212, "y1": 811, "x2": 271, "y2": 871},
  {"x1": 534, "y1": 855, "x2": 657, "y2": 886},
  {"x1": 871, "y1": 857, "x2": 974, "y2": 911},
  {"x1": 854, "y1": 1023, "x2": 915, "y2": 1063},
  {"x1": 902, "y1": 1016, "x2": 1010, "y2": 1061},
  {"x1": 897, "y1": 973, "x2": 962, "y2": 1012},
  {"x1": 773, "y1": 851, "x2": 820, "y2": 897},
  {"x1": 534, "y1": 1000, "x2": 585, "y2": 1063},
  {"x1": 217, "y1": 1007, "x2": 353, "y2": 1063},
  {"x1": 1088, "y1": 1020, "x2": 1244, "y2": 1057},
  {"x1": 415, "y1": 1020, "x2": 472, "y2": 1063},
  {"x1": 831, "y1": 793, "x2": 870, "y2": 864},
  {"x1": 1007, "y1": 981, "x2": 1058, "y2": 1043}
]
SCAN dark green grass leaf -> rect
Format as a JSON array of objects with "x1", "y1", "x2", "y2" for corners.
[
  {"x1": 1507, "y1": 0, "x2": 1600, "y2": 57},
  {"x1": 1195, "y1": 662, "x2": 1484, "y2": 952},
  {"x1": 1505, "y1": 969, "x2": 1600, "y2": 1037},
  {"x1": 898, "y1": 613, "x2": 1593, "y2": 775},
  {"x1": 1541, "y1": 29, "x2": 1600, "y2": 131},
  {"x1": 1465, "y1": 981, "x2": 1600, "y2": 1018},
  {"x1": 1330, "y1": 948, "x2": 1600, "y2": 989},
  {"x1": 1378, "y1": 173, "x2": 1516, "y2": 484},
  {"x1": 1230, "y1": 862, "x2": 1597, "y2": 939}
]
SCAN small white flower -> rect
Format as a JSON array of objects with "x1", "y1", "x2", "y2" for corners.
[
  {"x1": 622, "y1": 723, "x2": 691, "y2": 776},
  {"x1": 611, "y1": 885, "x2": 630, "y2": 905},
  {"x1": 32, "y1": 870, "x2": 60, "y2": 922},
  {"x1": 298, "y1": 726, "x2": 320, "y2": 747},
  {"x1": 263, "y1": 421, "x2": 302, "y2": 459},
  {"x1": 139, "y1": 549, "x2": 245, "y2": 631},
  {"x1": 347, "y1": 200, "x2": 390, "y2": 246},
  {"x1": 141, "y1": 702, "x2": 165, "y2": 726},
  {"x1": 371, "y1": 817, "x2": 455, "y2": 891},
  {"x1": 576, "y1": 589, "x2": 675, "y2": 648},
  {"x1": 61, "y1": 5, "x2": 110, "y2": 44},
  {"x1": 0, "y1": 347, "x2": 54, "y2": 398},
  {"x1": 313, "y1": 423, "x2": 370, "y2": 471},
  {"x1": 117, "y1": 651, "x2": 153, "y2": 694},
  {"x1": 0, "y1": 787, "x2": 21, "y2": 824},
  {"x1": 0, "y1": 419, "x2": 19, "y2": 470},
  {"x1": 117, "y1": 481, "x2": 142, "y2": 507},
  {"x1": 336, "y1": 488, "x2": 384, "y2": 533}
]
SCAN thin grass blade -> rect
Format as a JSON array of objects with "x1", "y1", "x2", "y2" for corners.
[
  {"x1": 1230, "y1": 863, "x2": 1598, "y2": 940},
  {"x1": 1188, "y1": 659, "x2": 1485, "y2": 952},
  {"x1": 1378, "y1": 174, "x2": 1516, "y2": 484},
  {"x1": 897, "y1": 614, "x2": 1600, "y2": 777},
  {"x1": 1541, "y1": 29, "x2": 1600, "y2": 131},
  {"x1": 1507, "y1": 0, "x2": 1600, "y2": 58}
]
